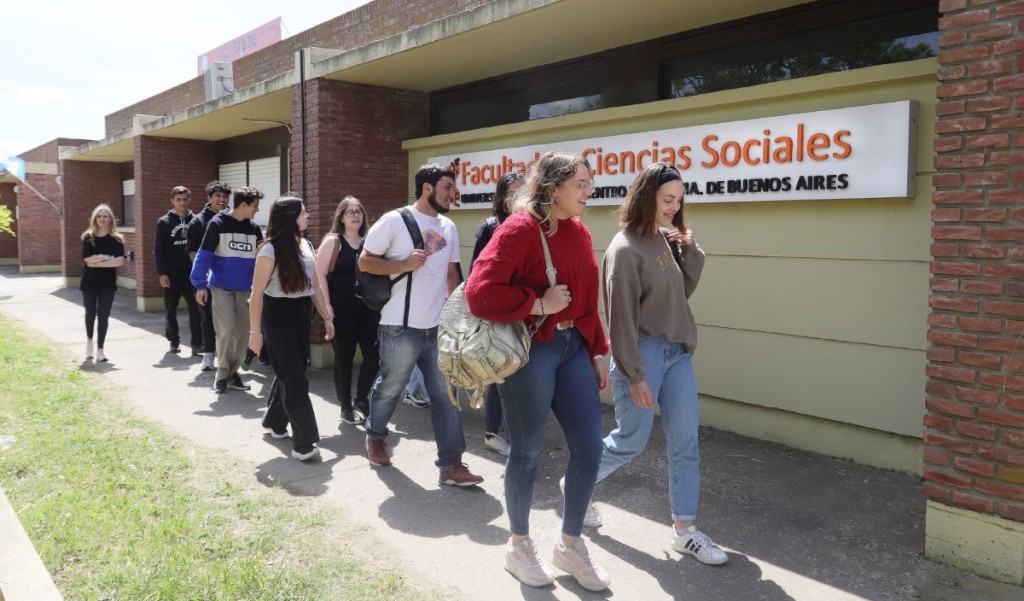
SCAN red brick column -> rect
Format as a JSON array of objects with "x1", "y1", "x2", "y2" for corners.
[
  {"x1": 927, "y1": 0, "x2": 1024, "y2": 523},
  {"x1": 60, "y1": 160, "x2": 123, "y2": 281},
  {"x1": 291, "y1": 78, "x2": 429, "y2": 243},
  {"x1": 134, "y1": 136, "x2": 216, "y2": 299},
  {"x1": 15, "y1": 173, "x2": 62, "y2": 270}
]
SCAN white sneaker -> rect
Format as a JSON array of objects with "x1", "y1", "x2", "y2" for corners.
[
  {"x1": 552, "y1": 537, "x2": 611, "y2": 591},
  {"x1": 200, "y1": 353, "x2": 215, "y2": 371},
  {"x1": 559, "y1": 477, "x2": 603, "y2": 528},
  {"x1": 484, "y1": 433, "x2": 510, "y2": 456},
  {"x1": 402, "y1": 391, "x2": 430, "y2": 408},
  {"x1": 504, "y1": 537, "x2": 555, "y2": 587},
  {"x1": 85, "y1": 340, "x2": 94, "y2": 359},
  {"x1": 672, "y1": 526, "x2": 728, "y2": 565},
  {"x1": 96, "y1": 349, "x2": 108, "y2": 362},
  {"x1": 291, "y1": 446, "x2": 320, "y2": 461}
]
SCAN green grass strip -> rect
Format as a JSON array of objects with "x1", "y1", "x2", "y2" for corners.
[{"x1": 0, "y1": 313, "x2": 424, "y2": 601}]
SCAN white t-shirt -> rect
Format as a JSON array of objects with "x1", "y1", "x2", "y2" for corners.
[
  {"x1": 257, "y1": 239, "x2": 316, "y2": 298},
  {"x1": 362, "y1": 206, "x2": 459, "y2": 328}
]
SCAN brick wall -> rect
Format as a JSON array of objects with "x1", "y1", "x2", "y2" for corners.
[
  {"x1": 105, "y1": 0, "x2": 487, "y2": 137},
  {"x1": 16, "y1": 173, "x2": 63, "y2": 268},
  {"x1": 133, "y1": 137, "x2": 217, "y2": 297},
  {"x1": 291, "y1": 78, "x2": 429, "y2": 245},
  {"x1": 926, "y1": 0, "x2": 1024, "y2": 523},
  {"x1": 0, "y1": 183, "x2": 17, "y2": 259},
  {"x1": 60, "y1": 161, "x2": 124, "y2": 280}
]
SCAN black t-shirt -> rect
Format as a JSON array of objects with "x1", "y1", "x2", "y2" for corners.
[
  {"x1": 327, "y1": 235, "x2": 358, "y2": 298},
  {"x1": 80, "y1": 234, "x2": 126, "y2": 291}
]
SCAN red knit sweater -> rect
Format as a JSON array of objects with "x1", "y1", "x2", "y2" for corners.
[{"x1": 465, "y1": 212, "x2": 609, "y2": 359}]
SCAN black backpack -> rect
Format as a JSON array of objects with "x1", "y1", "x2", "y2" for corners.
[{"x1": 355, "y1": 208, "x2": 423, "y2": 326}]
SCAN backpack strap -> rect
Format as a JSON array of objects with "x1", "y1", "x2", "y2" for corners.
[
  {"x1": 398, "y1": 208, "x2": 425, "y2": 328},
  {"x1": 531, "y1": 221, "x2": 556, "y2": 335}
]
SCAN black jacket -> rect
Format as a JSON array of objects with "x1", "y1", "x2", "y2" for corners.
[
  {"x1": 187, "y1": 203, "x2": 220, "y2": 255},
  {"x1": 154, "y1": 209, "x2": 194, "y2": 274}
]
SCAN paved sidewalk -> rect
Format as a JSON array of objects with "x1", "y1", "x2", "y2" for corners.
[{"x1": 1, "y1": 266, "x2": 1020, "y2": 601}]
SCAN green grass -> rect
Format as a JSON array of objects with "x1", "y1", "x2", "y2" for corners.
[{"x1": 0, "y1": 314, "x2": 425, "y2": 601}]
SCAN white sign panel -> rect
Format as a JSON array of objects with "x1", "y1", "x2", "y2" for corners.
[{"x1": 429, "y1": 101, "x2": 917, "y2": 208}]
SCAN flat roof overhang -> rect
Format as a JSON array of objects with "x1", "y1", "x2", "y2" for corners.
[{"x1": 62, "y1": 0, "x2": 809, "y2": 163}]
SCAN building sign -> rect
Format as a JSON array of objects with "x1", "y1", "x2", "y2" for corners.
[
  {"x1": 198, "y1": 18, "x2": 282, "y2": 75},
  {"x1": 429, "y1": 101, "x2": 917, "y2": 208}
]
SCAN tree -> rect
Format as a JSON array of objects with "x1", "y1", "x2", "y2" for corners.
[{"x1": 0, "y1": 205, "x2": 13, "y2": 237}]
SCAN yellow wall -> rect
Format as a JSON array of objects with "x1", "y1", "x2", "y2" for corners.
[{"x1": 405, "y1": 59, "x2": 937, "y2": 464}]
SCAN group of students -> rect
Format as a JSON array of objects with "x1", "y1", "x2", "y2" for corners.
[{"x1": 77, "y1": 151, "x2": 726, "y2": 592}]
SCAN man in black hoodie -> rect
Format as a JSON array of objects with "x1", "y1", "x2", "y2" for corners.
[
  {"x1": 188, "y1": 180, "x2": 232, "y2": 371},
  {"x1": 155, "y1": 185, "x2": 202, "y2": 354}
]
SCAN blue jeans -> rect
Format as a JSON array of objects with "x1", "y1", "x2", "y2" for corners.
[
  {"x1": 596, "y1": 336, "x2": 701, "y2": 521},
  {"x1": 497, "y1": 328, "x2": 603, "y2": 537},
  {"x1": 365, "y1": 325, "x2": 466, "y2": 470}
]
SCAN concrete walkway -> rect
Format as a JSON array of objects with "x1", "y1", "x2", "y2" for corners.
[{"x1": 1, "y1": 266, "x2": 1020, "y2": 601}]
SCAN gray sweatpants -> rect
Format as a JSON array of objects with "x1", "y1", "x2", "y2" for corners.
[{"x1": 211, "y1": 286, "x2": 250, "y2": 382}]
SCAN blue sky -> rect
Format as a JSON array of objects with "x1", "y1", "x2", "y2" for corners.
[{"x1": 1, "y1": 0, "x2": 371, "y2": 160}]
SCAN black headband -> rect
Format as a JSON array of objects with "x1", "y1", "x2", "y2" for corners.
[{"x1": 657, "y1": 164, "x2": 683, "y2": 187}]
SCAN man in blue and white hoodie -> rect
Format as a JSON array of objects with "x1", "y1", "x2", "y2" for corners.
[{"x1": 190, "y1": 186, "x2": 264, "y2": 394}]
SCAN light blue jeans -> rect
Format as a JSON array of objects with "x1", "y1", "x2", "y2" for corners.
[
  {"x1": 596, "y1": 336, "x2": 701, "y2": 522},
  {"x1": 365, "y1": 325, "x2": 466, "y2": 470}
]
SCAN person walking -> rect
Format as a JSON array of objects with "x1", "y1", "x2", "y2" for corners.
[
  {"x1": 190, "y1": 186, "x2": 264, "y2": 393},
  {"x1": 466, "y1": 151, "x2": 612, "y2": 591},
  {"x1": 315, "y1": 196, "x2": 380, "y2": 426},
  {"x1": 187, "y1": 180, "x2": 232, "y2": 371},
  {"x1": 360, "y1": 163, "x2": 482, "y2": 488},
  {"x1": 249, "y1": 196, "x2": 335, "y2": 461},
  {"x1": 80, "y1": 204, "x2": 126, "y2": 363},
  {"x1": 591, "y1": 161, "x2": 727, "y2": 564},
  {"x1": 155, "y1": 185, "x2": 202, "y2": 355},
  {"x1": 469, "y1": 171, "x2": 524, "y2": 456}
]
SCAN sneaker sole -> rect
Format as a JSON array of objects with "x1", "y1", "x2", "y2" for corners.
[
  {"x1": 551, "y1": 553, "x2": 610, "y2": 592},
  {"x1": 504, "y1": 559, "x2": 554, "y2": 588},
  {"x1": 340, "y1": 417, "x2": 363, "y2": 425},
  {"x1": 266, "y1": 430, "x2": 288, "y2": 439},
  {"x1": 440, "y1": 477, "x2": 484, "y2": 487},
  {"x1": 291, "y1": 448, "x2": 320, "y2": 461},
  {"x1": 672, "y1": 541, "x2": 729, "y2": 565},
  {"x1": 368, "y1": 458, "x2": 392, "y2": 467},
  {"x1": 227, "y1": 385, "x2": 251, "y2": 391}
]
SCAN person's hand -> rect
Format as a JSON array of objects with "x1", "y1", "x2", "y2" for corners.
[
  {"x1": 195, "y1": 289, "x2": 208, "y2": 306},
  {"x1": 541, "y1": 284, "x2": 571, "y2": 314},
  {"x1": 159, "y1": 275, "x2": 170, "y2": 288},
  {"x1": 664, "y1": 228, "x2": 694, "y2": 248},
  {"x1": 592, "y1": 355, "x2": 610, "y2": 391},
  {"x1": 630, "y1": 380, "x2": 655, "y2": 410},
  {"x1": 324, "y1": 320, "x2": 335, "y2": 341},
  {"x1": 248, "y1": 332, "x2": 263, "y2": 356},
  {"x1": 404, "y1": 249, "x2": 428, "y2": 271}
]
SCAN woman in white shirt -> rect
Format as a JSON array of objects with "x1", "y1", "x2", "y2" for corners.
[{"x1": 248, "y1": 196, "x2": 335, "y2": 461}]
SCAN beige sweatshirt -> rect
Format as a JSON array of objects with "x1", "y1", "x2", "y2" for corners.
[{"x1": 602, "y1": 229, "x2": 705, "y2": 383}]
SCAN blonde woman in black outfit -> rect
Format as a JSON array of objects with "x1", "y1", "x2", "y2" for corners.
[
  {"x1": 80, "y1": 204, "x2": 125, "y2": 362},
  {"x1": 315, "y1": 196, "x2": 381, "y2": 426}
]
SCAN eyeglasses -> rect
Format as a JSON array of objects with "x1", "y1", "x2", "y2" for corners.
[
  {"x1": 573, "y1": 180, "x2": 596, "y2": 193},
  {"x1": 344, "y1": 209, "x2": 364, "y2": 217}
]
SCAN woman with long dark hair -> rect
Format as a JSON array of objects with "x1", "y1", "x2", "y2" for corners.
[
  {"x1": 466, "y1": 151, "x2": 612, "y2": 591},
  {"x1": 315, "y1": 195, "x2": 380, "y2": 426},
  {"x1": 470, "y1": 171, "x2": 524, "y2": 456},
  {"x1": 249, "y1": 196, "x2": 335, "y2": 461},
  {"x1": 80, "y1": 204, "x2": 126, "y2": 362},
  {"x1": 593, "y1": 162, "x2": 725, "y2": 564}
]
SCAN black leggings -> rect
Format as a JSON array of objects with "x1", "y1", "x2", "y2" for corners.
[
  {"x1": 331, "y1": 296, "x2": 380, "y2": 410},
  {"x1": 82, "y1": 287, "x2": 116, "y2": 348}
]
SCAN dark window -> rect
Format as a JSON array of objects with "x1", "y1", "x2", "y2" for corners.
[{"x1": 430, "y1": 0, "x2": 937, "y2": 135}]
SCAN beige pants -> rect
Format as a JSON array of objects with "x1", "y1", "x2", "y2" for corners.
[{"x1": 211, "y1": 287, "x2": 250, "y2": 382}]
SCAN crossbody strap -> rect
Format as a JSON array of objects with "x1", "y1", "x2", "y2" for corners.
[{"x1": 532, "y1": 221, "x2": 557, "y2": 333}]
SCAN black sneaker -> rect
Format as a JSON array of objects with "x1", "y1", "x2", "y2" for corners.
[
  {"x1": 228, "y1": 374, "x2": 251, "y2": 391},
  {"x1": 341, "y1": 408, "x2": 362, "y2": 425},
  {"x1": 214, "y1": 379, "x2": 228, "y2": 393},
  {"x1": 354, "y1": 399, "x2": 370, "y2": 421},
  {"x1": 169, "y1": 342, "x2": 181, "y2": 353},
  {"x1": 191, "y1": 345, "x2": 202, "y2": 357}
]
